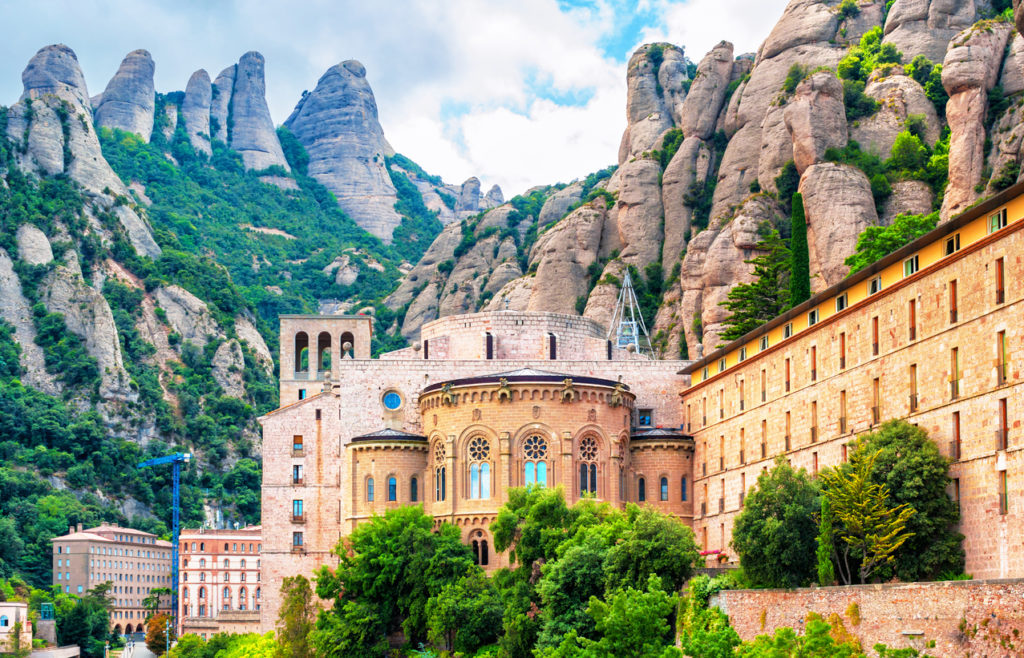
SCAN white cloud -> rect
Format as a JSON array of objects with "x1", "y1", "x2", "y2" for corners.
[{"x1": 0, "y1": 0, "x2": 790, "y2": 198}]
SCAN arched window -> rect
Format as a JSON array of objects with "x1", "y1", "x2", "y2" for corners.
[
  {"x1": 367, "y1": 477, "x2": 375, "y2": 502},
  {"x1": 434, "y1": 443, "x2": 446, "y2": 501},
  {"x1": 340, "y1": 331, "x2": 355, "y2": 358},
  {"x1": 199, "y1": 558, "x2": 205, "y2": 568},
  {"x1": 183, "y1": 587, "x2": 189, "y2": 598},
  {"x1": 239, "y1": 587, "x2": 248, "y2": 610},
  {"x1": 223, "y1": 559, "x2": 229, "y2": 568},
  {"x1": 200, "y1": 573, "x2": 206, "y2": 582},
  {"x1": 411, "y1": 476, "x2": 419, "y2": 502},
  {"x1": 388, "y1": 476, "x2": 397, "y2": 501},
  {"x1": 660, "y1": 477, "x2": 669, "y2": 501},
  {"x1": 294, "y1": 332, "x2": 309, "y2": 372},
  {"x1": 1, "y1": 615, "x2": 9, "y2": 627},
  {"x1": 317, "y1": 331, "x2": 332, "y2": 371},
  {"x1": 199, "y1": 587, "x2": 206, "y2": 598},
  {"x1": 638, "y1": 477, "x2": 646, "y2": 502},
  {"x1": 240, "y1": 559, "x2": 246, "y2": 569},
  {"x1": 223, "y1": 587, "x2": 230, "y2": 599},
  {"x1": 578, "y1": 436, "x2": 598, "y2": 495},
  {"x1": 468, "y1": 437, "x2": 491, "y2": 499},
  {"x1": 470, "y1": 530, "x2": 489, "y2": 566},
  {"x1": 681, "y1": 476, "x2": 688, "y2": 502},
  {"x1": 523, "y1": 435, "x2": 549, "y2": 487}
]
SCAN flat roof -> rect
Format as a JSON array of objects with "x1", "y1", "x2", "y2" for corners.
[
  {"x1": 681, "y1": 178, "x2": 1024, "y2": 375},
  {"x1": 279, "y1": 314, "x2": 373, "y2": 320}
]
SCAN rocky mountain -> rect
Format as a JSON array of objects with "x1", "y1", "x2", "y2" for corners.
[{"x1": 389, "y1": 0, "x2": 1024, "y2": 362}]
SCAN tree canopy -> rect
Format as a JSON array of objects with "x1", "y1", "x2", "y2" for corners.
[{"x1": 719, "y1": 229, "x2": 792, "y2": 342}]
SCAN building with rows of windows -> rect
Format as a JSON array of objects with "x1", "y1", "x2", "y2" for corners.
[
  {"x1": 258, "y1": 311, "x2": 690, "y2": 630},
  {"x1": 681, "y1": 180, "x2": 1024, "y2": 579},
  {"x1": 178, "y1": 526, "x2": 262, "y2": 638},
  {"x1": 50, "y1": 524, "x2": 172, "y2": 634}
]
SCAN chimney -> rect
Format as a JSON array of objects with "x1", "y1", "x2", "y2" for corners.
[{"x1": 77, "y1": 523, "x2": 83, "y2": 533}]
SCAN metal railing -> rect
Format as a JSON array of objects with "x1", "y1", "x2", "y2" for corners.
[{"x1": 872, "y1": 342, "x2": 879, "y2": 356}]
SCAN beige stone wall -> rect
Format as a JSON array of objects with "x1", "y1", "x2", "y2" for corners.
[
  {"x1": 712, "y1": 579, "x2": 1024, "y2": 655},
  {"x1": 683, "y1": 222, "x2": 1024, "y2": 576},
  {"x1": 629, "y1": 440, "x2": 695, "y2": 520}
]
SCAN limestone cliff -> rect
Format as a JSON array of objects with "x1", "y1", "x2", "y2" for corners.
[{"x1": 93, "y1": 49, "x2": 156, "y2": 141}]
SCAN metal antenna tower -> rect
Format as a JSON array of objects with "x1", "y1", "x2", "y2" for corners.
[{"x1": 607, "y1": 269, "x2": 653, "y2": 356}]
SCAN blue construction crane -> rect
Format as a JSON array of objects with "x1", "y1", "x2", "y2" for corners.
[{"x1": 138, "y1": 452, "x2": 192, "y2": 629}]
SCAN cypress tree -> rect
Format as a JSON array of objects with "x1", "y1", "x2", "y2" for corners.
[
  {"x1": 718, "y1": 229, "x2": 792, "y2": 342},
  {"x1": 789, "y1": 192, "x2": 811, "y2": 306}
]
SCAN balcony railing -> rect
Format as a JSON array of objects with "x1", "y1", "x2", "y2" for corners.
[
  {"x1": 995, "y1": 428, "x2": 1008, "y2": 451},
  {"x1": 703, "y1": 415, "x2": 707, "y2": 425},
  {"x1": 839, "y1": 356, "x2": 846, "y2": 369},
  {"x1": 950, "y1": 309, "x2": 958, "y2": 324},
  {"x1": 997, "y1": 288, "x2": 1005, "y2": 305},
  {"x1": 702, "y1": 463, "x2": 707, "y2": 476},
  {"x1": 949, "y1": 440, "x2": 961, "y2": 461},
  {"x1": 740, "y1": 399, "x2": 745, "y2": 411},
  {"x1": 739, "y1": 491, "x2": 745, "y2": 507},
  {"x1": 291, "y1": 448, "x2": 304, "y2": 458},
  {"x1": 762, "y1": 390, "x2": 767, "y2": 403},
  {"x1": 997, "y1": 362, "x2": 1009, "y2": 386},
  {"x1": 700, "y1": 502, "x2": 707, "y2": 516},
  {"x1": 909, "y1": 394, "x2": 918, "y2": 412},
  {"x1": 292, "y1": 478, "x2": 304, "y2": 486},
  {"x1": 785, "y1": 380, "x2": 791, "y2": 392},
  {"x1": 811, "y1": 368, "x2": 817, "y2": 382},
  {"x1": 290, "y1": 545, "x2": 305, "y2": 554},
  {"x1": 720, "y1": 409, "x2": 724, "y2": 419},
  {"x1": 291, "y1": 515, "x2": 305, "y2": 524},
  {"x1": 718, "y1": 457, "x2": 724, "y2": 471}
]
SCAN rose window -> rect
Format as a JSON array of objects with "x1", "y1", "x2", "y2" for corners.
[
  {"x1": 434, "y1": 443, "x2": 446, "y2": 464},
  {"x1": 579, "y1": 437, "x2": 598, "y2": 462},
  {"x1": 524, "y1": 435, "x2": 548, "y2": 459},
  {"x1": 468, "y1": 436, "x2": 490, "y2": 461}
]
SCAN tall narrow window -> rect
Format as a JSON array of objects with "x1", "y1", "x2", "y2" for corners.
[
  {"x1": 660, "y1": 477, "x2": 669, "y2": 501},
  {"x1": 681, "y1": 476, "x2": 688, "y2": 502},
  {"x1": 839, "y1": 332, "x2": 846, "y2": 369},
  {"x1": 434, "y1": 443, "x2": 446, "y2": 502},
  {"x1": 410, "y1": 476, "x2": 418, "y2": 502},
  {"x1": 292, "y1": 465, "x2": 303, "y2": 485},
  {"x1": 485, "y1": 332, "x2": 494, "y2": 359},
  {"x1": 909, "y1": 364, "x2": 918, "y2": 412},
  {"x1": 388, "y1": 476, "x2": 397, "y2": 502},
  {"x1": 953, "y1": 478, "x2": 960, "y2": 513},
  {"x1": 480, "y1": 540, "x2": 489, "y2": 566},
  {"x1": 292, "y1": 500, "x2": 303, "y2": 521},
  {"x1": 950, "y1": 280, "x2": 958, "y2": 324},
  {"x1": 813, "y1": 451, "x2": 819, "y2": 475},
  {"x1": 366, "y1": 478, "x2": 374, "y2": 502},
  {"x1": 908, "y1": 299, "x2": 917, "y2": 341},
  {"x1": 951, "y1": 347, "x2": 960, "y2": 399},
  {"x1": 523, "y1": 436, "x2": 549, "y2": 487},
  {"x1": 872, "y1": 378, "x2": 881, "y2": 424},
  {"x1": 871, "y1": 317, "x2": 879, "y2": 356},
  {"x1": 999, "y1": 471, "x2": 1009, "y2": 515},
  {"x1": 739, "y1": 428, "x2": 746, "y2": 464},
  {"x1": 952, "y1": 412, "x2": 961, "y2": 460},
  {"x1": 719, "y1": 435, "x2": 725, "y2": 471},
  {"x1": 996, "y1": 258, "x2": 1005, "y2": 304},
  {"x1": 718, "y1": 389, "x2": 724, "y2": 419},
  {"x1": 810, "y1": 346, "x2": 817, "y2": 381},
  {"x1": 785, "y1": 412, "x2": 791, "y2": 451},
  {"x1": 548, "y1": 333, "x2": 557, "y2": 360},
  {"x1": 997, "y1": 398, "x2": 1009, "y2": 451},
  {"x1": 423, "y1": 339, "x2": 429, "y2": 360},
  {"x1": 578, "y1": 437, "x2": 598, "y2": 495},
  {"x1": 760, "y1": 369, "x2": 767, "y2": 402},
  {"x1": 638, "y1": 477, "x2": 646, "y2": 502},
  {"x1": 469, "y1": 437, "x2": 491, "y2": 499},
  {"x1": 810, "y1": 401, "x2": 818, "y2": 443},
  {"x1": 739, "y1": 380, "x2": 745, "y2": 411},
  {"x1": 998, "y1": 331, "x2": 1009, "y2": 385},
  {"x1": 785, "y1": 358, "x2": 791, "y2": 392},
  {"x1": 740, "y1": 473, "x2": 746, "y2": 507},
  {"x1": 760, "y1": 420, "x2": 767, "y2": 458},
  {"x1": 839, "y1": 390, "x2": 848, "y2": 434}
]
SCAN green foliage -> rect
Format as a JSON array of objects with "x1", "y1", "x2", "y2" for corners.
[
  {"x1": 386, "y1": 156, "x2": 444, "y2": 262},
  {"x1": 312, "y1": 505, "x2": 475, "y2": 652},
  {"x1": 774, "y1": 161, "x2": 800, "y2": 217},
  {"x1": 276, "y1": 575, "x2": 316, "y2": 658},
  {"x1": 146, "y1": 611, "x2": 174, "y2": 655},
  {"x1": 836, "y1": 0, "x2": 860, "y2": 20},
  {"x1": 425, "y1": 569, "x2": 503, "y2": 654},
  {"x1": 843, "y1": 211, "x2": 938, "y2": 274},
  {"x1": 817, "y1": 497, "x2": 837, "y2": 586},
  {"x1": 838, "y1": 27, "x2": 903, "y2": 84},
  {"x1": 851, "y1": 420, "x2": 965, "y2": 581},
  {"x1": 719, "y1": 229, "x2": 792, "y2": 342},
  {"x1": 843, "y1": 79, "x2": 881, "y2": 120},
  {"x1": 655, "y1": 128, "x2": 684, "y2": 169},
  {"x1": 603, "y1": 505, "x2": 701, "y2": 594},
  {"x1": 58, "y1": 583, "x2": 115, "y2": 658},
  {"x1": 677, "y1": 576, "x2": 742, "y2": 658},
  {"x1": 542, "y1": 575, "x2": 682, "y2": 658},
  {"x1": 990, "y1": 160, "x2": 1020, "y2": 191},
  {"x1": 275, "y1": 126, "x2": 309, "y2": 176},
  {"x1": 788, "y1": 193, "x2": 811, "y2": 307},
  {"x1": 888, "y1": 130, "x2": 929, "y2": 173},
  {"x1": 783, "y1": 64, "x2": 809, "y2": 94},
  {"x1": 904, "y1": 55, "x2": 948, "y2": 116},
  {"x1": 736, "y1": 617, "x2": 863, "y2": 657},
  {"x1": 732, "y1": 458, "x2": 821, "y2": 588},
  {"x1": 820, "y1": 451, "x2": 916, "y2": 584},
  {"x1": 389, "y1": 152, "x2": 443, "y2": 185},
  {"x1": 686, "y1": 131, "x2": 728, "y2": 232},
  {"x1": 986, "y1": 85, "x2": 1010, "y2": 132}
]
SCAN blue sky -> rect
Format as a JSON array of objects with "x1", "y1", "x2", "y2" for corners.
[{"x1": 0, "y1": 0, "x2": 789, "y2": 196}]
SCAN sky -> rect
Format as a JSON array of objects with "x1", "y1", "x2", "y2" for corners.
[{"x1": 0, "y1": 0, "x2": 789, "y2": 197}]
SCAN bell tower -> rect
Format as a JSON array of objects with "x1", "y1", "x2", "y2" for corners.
[{"x1": 278, "y1": 314, "x2": 373, "y2": 403}]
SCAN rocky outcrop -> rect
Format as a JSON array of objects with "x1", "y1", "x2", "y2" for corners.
[
  {"x1": 759, "y1": 0, "x2": 839, "y2": 61},
  {"x1": 229, "y1": 52, "x2": 290, "y2": 171},
  {"x1": 182, "y1": 69, "x2": 213, "y2": 155},
  {"x1": 524, "y1": 200, "x2": 607, "y2": 312},
  {"x1": 20, "y1": 43, "x2": 91, "y2": 110},
  {"x1": 608, "y1": 159, "x2": 664, "y2": 268},
  {"x1": 210, "y1": 65, "x2": 235, "y2": 143},
  {"x1": 0, "y1": 249, "x2": 56, "y2": 393},
  {"x1": 212, "y1": 339, "x2": 246, "y2": 398},
  {"x1": 234, "y1": 314, "x2": 274, "y2": 368},
  {"x1": 284, "y1": 60, "x2": 401, "y2": 242},
  {"x1": 323, "y1": 254, "x2": 360, "y2": 286},
  {"x1": 799, "y1": 163, "x2": 878, "y2": 288},
  {"x1": 154, "y1": 285, "x2": 219, "y2": 347},
  {"x1": 93, "y1": 50, "x2": 156, "y2": 141},
  {"x1": 883, "y1": 0, "x2": 978, "y2": 64},
  {"x1": 486, "y1": 185, "x2": 504, "y2": 205},
  {"x1": 783, "y1": 70, "x2": 848, "y2": 174},
  {"x1": 539, "y1": 181, "x2": 586, "y2": 227},
  {"x1": 883, "y1": 179, "x2": 934, "y2": 222},
  {"x1": 850, "y1": 73, "x2": 941, "y2": 157},
  {"x1": 457, "y1": 177, "x2": 482, "y2": 212},
  {"x1": 43, "y1": 251, "x2": 134, "y2": 401},
  {"x1": 940, "y1": 21, "x2": 1013, "y2": 220},
  {"x1": 620, "y1": 43, "x2": 689, "y2": 160},
  {"x1": 16, "y1": 224, "x2": 54, "y2": 265},
  {"x1": 661, "y1": 136, "x2": 712, "y2": 266},
  {"x1": 679, "y1": 41, "x2": 734, "y2": 139}
]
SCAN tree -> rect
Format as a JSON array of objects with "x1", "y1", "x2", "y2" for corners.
[
  {"x1": 276, "y1": 575, "x2": 316, "y2": 658},
  {"x1": 536, "y1": 533, "x2": 611, "y2": 649},
  {"x1": 142, "y1": 587, "x2": 171, "y2": 617},
  {"x1": 887, "y1": 130, "x2": 929, "y2": 173},
  {"x1": 146, "y1": 612, "x2": 173, "y2": 656},
  {"x1": 57, "y1": 583, "x2": 114, "y2": 658},
  {"x1": 843, "y1": 211, "x2": 938, "y2": 274},
  {"x1": 491, "y1": 486, "x2": 576, "y2": 571},
  {"x1": 854, "y1": 420, "x2": 965, "y2": 580},
  {"x1": 542, "y1": 575, "x2": 682, "y2": 658},
  {"x1": 735, "y1": 617, "x2": 862, "y2": 657},
  {"x1": 425, "y1": 569, "x2": 503, "y2": 654},
  {"x1": 603, "y1": 505, "x2": 700, "y2": 594},
  {"x1": 719, "y1": 229, "x2": 792, "y2": 342},
  {"x1": 788, "y1": 193, "x2": 810, "y2": 306},
  {"x1": 731, "y1": 458, "x2": 820, "y2": 588},
  {"x1": 820, "y1": 451, "x2": 916, "y2": 584},
  {"x1": 311, "y1": 505, "x2": 475, "y2": 654},
  {"x1": 816, "y1": 497, "x2": 837, "y2": 586}
]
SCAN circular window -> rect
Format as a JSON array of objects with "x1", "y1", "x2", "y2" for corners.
[
  {"x1": 468, "y1": 436, "x2": 490, "y2": 461},
  {"x1": 524, "y1": 435, "x2": 548, "y2": 459},
  {"x1": 579, "y1": 436, "x2": 598, "y2": 461},
  {"x1": 382, "y1": 391, "x2": 402, "y2": 410}
]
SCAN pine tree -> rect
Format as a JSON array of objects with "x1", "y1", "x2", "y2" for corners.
[
  {"x1": 718, "y1": 229, "x2": 792, "y2": 342},
  {"x1": 789, "y1": 192, "x2": 811, "y2": 306},
  {"x1": 816, "y1": 497, "x2": 836, "y2": 586}
]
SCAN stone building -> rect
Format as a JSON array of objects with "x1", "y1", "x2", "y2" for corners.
[
  {"x1": 50, "y1": 524, "x2": 173, "y2": 634},
  {"x1": 0, "y1": 602, "x2": 32, "y2": 653},
  {"x1": 681, "y1": 180, "x2": 1024, "y2": 579},
  {"x1": 178, "y1": 526, "x2": 262, "y2": 638},
  {"x1": 259, "y1": 310, "x2": 690, "y2": 629}
]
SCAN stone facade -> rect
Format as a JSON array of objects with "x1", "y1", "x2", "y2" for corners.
[
  {"x1": 712, "y1": 579, "x2": 1024, "y2": 655},
  {"x1": 178, "y1": 526, "x2": 262, "y2": 638},
  {"x1": 50, "y1": 524, "x2": 172, "y2": 634},
  {"x1": 259, "y1": 310, "x2": 691, "y2": 630},
  {"x1": 0, "y1": 602, "x2": 32, "y2": 653},
  {"x1": 682, "y1": 183, "x2": 1024, "y2": 578}
]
